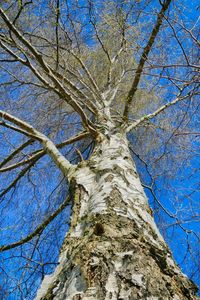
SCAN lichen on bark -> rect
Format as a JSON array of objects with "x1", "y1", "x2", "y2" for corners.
[{"x1": 36, "y1": 132, "x2": 198, "y2": 300}]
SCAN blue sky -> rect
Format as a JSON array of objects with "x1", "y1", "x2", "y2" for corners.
[{"x1": 0, "y1": 0, "x2": 199, "y2": 298}]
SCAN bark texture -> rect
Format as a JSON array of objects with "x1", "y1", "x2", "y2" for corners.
[{"x1": 36, "y1": 131, "x2": 198, "y2": 300}]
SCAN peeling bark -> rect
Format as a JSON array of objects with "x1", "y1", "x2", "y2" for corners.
[{"x1": 36, "y1": 131, "x2": 198, "y2": 300}]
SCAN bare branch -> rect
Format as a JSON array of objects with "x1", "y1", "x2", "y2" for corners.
[
  {"x1": 51, "y1": 69, "x2": 99, "y2": 114},
  {"x1": 0, "y1": 139, "x2": 34, "y2": 169},
  {"x1": 0, "y1": 195, "x2": 70, "y2": 252},
  {"x1": 0, "y1": 131, "x2": 90, "y2": 172},
  {"x1": 0, "y1": 121, "x2": 42, "y2": 140},
  {"x1": 55, "y1": 0, "x2": 60, "y2": 70},
  {"x1": 0, "y1": 110, "x2": 74, "y2": 176},
  {"x1": 13, "y1": 1, "x2": 33, "y2": 25},
  {"x1": 164, "y1": 16, "x2": 190, "y2": 65},
  {"x1": 0, "y1": 8, "x2": 98, "y2": 136},
  {"x1": 70, "y1": 51, "x2": 103, "y2": 103},
  {"x1": 126, "y1": 92, "x2": 194, "y2": 133},
  {"x1": 0, "y1": 159, "x2": 38, "y2": 199},
  {"x1": 123, "y1": 0, "x2": 172, "y2": 119}
]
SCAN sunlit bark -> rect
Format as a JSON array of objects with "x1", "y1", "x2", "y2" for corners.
[
  {"x1": 0, "y1": 1, "x2": 199, "y2": 298},
  {"x1": 36, "y1": 128, "x2": 197, "y2": 300}
]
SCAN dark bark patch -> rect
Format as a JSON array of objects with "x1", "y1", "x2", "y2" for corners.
[
  {"x1": 104, "y1": 174, "x2": 114, "y2": 182},
  {"x1": 94, "y1": 223, "x2": 104, "y2": 236},
  {"x1": 149, "y1": 246, "x2": 170, "y2": 274}
]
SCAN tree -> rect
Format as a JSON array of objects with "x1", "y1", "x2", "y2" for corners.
[{"x1": 0, "y1": 0, "x2": 199, "y2": 299}]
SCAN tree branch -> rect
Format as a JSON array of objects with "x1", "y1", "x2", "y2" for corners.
[
  {"x1": 0, "y1": 159, "x2": 38, "y2": 199},
  {"x1": 123, "y1": 0, "x2": 172, "y2": 119},
  {"x1": 0, "y1": 121, "x2": 42, "y2": 140},
  {"x1": 0, "y1": 131, "x2": 90, "y2": 172},
  {"x1": 0, "y1": 195, "x2": 70, "y2": 252},
  {"x1": 70, "y1": 51, "x2": 102, "y2": 102},
  {"x1": 0, "y1": 8, "x2": 98, "y2": 136},
  {"x1": 126, "y1": 92, "x2": 192, "y2": 133},
  {"x1": 0, "y1": 110, "x2": 74, "y2": 176},
  {"x1": 55, "y1": 0, "x2": 60, "y2": 70},
  {"x1": 0, "y1": 139, "x2": 34, "y2": 168}
]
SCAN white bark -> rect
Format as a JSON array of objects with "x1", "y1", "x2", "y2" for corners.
[
  {"x1": 36, "y1": 131, "x2": 197, "y2": 300},
  {"x1": 0, "y1": 110, "x2": 74, "y2": 177}
]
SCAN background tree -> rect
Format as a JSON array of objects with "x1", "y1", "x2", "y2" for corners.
[{"x1": 0, "y1": 0, "x2": 199, "y2": 299}]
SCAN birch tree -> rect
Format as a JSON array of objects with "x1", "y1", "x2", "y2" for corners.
[{"x1": 0, "y1": 0, "x2": 199, "y2": 299}]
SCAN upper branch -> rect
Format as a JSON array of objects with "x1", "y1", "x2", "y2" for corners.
[
  {"x1": 123, "y1": 0, "x2": 172, "y2": 120},
  {"x1": 125, "y1": 90, "x2": 195, "y2": 133},
  {"x1": 0, "y1": 7, "x2": 98, "y2": 137}
]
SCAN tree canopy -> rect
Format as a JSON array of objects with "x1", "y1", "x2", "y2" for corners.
[{"x1": 0, "y1": 0, "x2": 199, "y2": 298}]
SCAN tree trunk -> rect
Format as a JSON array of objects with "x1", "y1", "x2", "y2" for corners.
[{"x1": 36, "y1": 131, "x2": 197, "y2": 300}]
